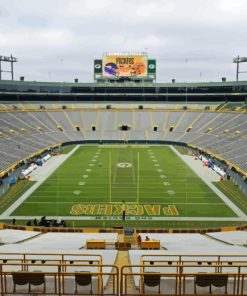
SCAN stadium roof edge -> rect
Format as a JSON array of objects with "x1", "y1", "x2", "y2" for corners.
[{"x1": 0, "y1": 79, "x2": 247, "y2": 88}]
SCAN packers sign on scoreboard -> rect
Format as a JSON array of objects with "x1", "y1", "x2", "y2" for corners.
[{"x1": 103, "y1": 55, "x2": 147, "y2": 77}]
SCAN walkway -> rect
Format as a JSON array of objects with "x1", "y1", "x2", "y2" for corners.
[
  {"x1": 170, "y1": 146, "x2": 247, "y2": 220},
  {"x1": 0, "y1": 145, "x2": 79, "y2": 219}
]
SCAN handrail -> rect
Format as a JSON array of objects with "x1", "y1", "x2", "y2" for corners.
[
  {"x1": 141, "y1": 253, "x2": 247, "y2": 258},
  {"x1": 121, "y1": 263, "x2": 247, "y2": 296},
  {"x1": 1, "y1": 259, "x2": 247, "y2": 295},
  {"x1": 0, "y1": 262, "x2": 119, "y2": 296},
  {"x1": 0, "y1": 252, "x2": 103, "y2": 266}
]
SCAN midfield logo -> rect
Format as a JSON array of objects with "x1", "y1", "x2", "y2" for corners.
[{"x1": 116, "y1": 162, "x2": 132, "y2": 168}]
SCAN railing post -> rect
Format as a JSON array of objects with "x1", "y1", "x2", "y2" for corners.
[
  {"x1": 178, "y1": 265, "x2": 183, "y2": 295},
  {"x1": 58, "y1": 265, "x2": 61, "y2": 296},
  {"x1": 120, "y1": 266, "x2": 123, "y2": 296},
  {"x1": 0, "y1": 264, "x2": 4, "y2": 296},
  {"x1": 98, "y1": 264, "x2": 103, "y2": 295},
  {"x1": 116, "y1": 266, "x2": 119, "y2": 296}
]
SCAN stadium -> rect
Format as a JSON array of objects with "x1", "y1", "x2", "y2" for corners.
[{"x1": 0, "y1": 49, "x2": 246, "y2": 295}]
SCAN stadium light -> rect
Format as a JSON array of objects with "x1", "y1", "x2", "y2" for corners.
[
  {"x1": 0, "y1": 54, "x2": 18, "y2": 80},
  {"x1": 233, "y1": 56, "x2": 247, "y2": 63},
  {"x1": 233, "y1": 55, "x2": 247, "y2": 82}
]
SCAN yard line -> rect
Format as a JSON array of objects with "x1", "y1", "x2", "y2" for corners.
[
  {"x1": 23, "y1": 201, "x2": 226, "y2": 205},
  {"x1": 30, "y1": 190, "x2": 216, "y2": 194},
  {"x1": 113, "y1": 147, "x2": 119, "y2": 184},
  {"x1": 130, "y1": 148, "x2": 136, "y2": 185}
]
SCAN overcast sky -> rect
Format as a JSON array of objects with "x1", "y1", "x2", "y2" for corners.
[{"x1": 0, "y1": 0, "x2": 246, "y2": 83}]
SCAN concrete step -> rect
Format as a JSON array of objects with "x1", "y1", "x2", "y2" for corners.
[{"x1": 105, "y1": 251, "x2": 136, "y2": 293}]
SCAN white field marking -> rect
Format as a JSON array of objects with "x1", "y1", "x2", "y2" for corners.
[
  {"x1": 152, "y1": 159, "x2": 157, "y2": 162},
  {"x1": 73, "y1": 190, "x2": 81, "y2": 195},
  {"x1": 22, "y1": 201, "x2": 227, "y2": 205},
  {"x1": 113, "y1": 148, "x2": 120, "y2": 184},
  {"x1": 86, "y1": 169, "x2": 92, "y2": 172},
  {"x1": 47, "y1": 177, "x2": 193, "y2": 181},
  {"x1": 113, "y1": 148, "x2": 136, "y2": 185},
  {"x1": 45, "y1": 179, "x2": 212, "y2": 186},
  {"x1": 166, "y1": 190, "x2": 176, "y2": 195},
  {"x1": 78, "y1": 182, "x2": 86, "y2": 186},
  {"x1": 82, "y1": 175, "x2": 88, "y2": 178},
  {"x1": 46, "y1": 175, "x2": 198, "y2": 183},
  {"x1": 93, "y1": 155, "x2": 98, "y2": 158},
  {"x1": 0, "y1": 145, "x2": 80, "y2": 219},
  {"x1": 31, "y1": 193, "x2": 216, "y2": 197},
  {"x1": 117, "y1": 162, "x2": 132, "y2": 168},
  {"x1": 92, "y1": 159, "x2": 96, "y2": 162},
  {"x1": 8, "y1": 215, "x2": 244, "y2": 221},
  {"x1": 130, "y1": 148, "x2": 136, "y2": 186},
  {"x1": 150, "y1": 151, "x2": 168, "y2": 193},
  {"x1": 89, "y1": 164, "x2": 95, "y2": 166}
]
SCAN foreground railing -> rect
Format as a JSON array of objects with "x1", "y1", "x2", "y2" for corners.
[
  {"x1": 0, "y1": 262, "x2": 119, "y2": 295},
  {"x1": 1, "y1": 254, "x2": 247, "y2": 295},
  {"x1": 121, "y1": 263, "x2": 247, "y2": 295}
]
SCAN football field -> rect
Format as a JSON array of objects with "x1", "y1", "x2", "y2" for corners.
[{"x1": 11, "y1": 145, "x2": 238, "y2": 221}]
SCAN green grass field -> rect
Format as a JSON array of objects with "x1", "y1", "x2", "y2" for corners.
[{"x1": 11, "y1": 145, "x2": 238, "y2": 222}]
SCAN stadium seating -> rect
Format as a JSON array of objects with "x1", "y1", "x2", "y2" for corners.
[{"x1": 0, "y1": 106, "x2": 246, "y2": 174}]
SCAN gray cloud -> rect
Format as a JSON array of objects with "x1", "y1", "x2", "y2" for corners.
[{"x1": 0, "y1": 0, "x2": 246, "y2": 82}]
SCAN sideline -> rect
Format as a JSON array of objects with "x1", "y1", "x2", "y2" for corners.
[
  {"x1": 0, "y1": 145, "x2": 80, "y2": 219},
  {"x1": 170, "y1": 146, "x2": 247, "y2": 219},
  {"x1": 5, "y1": 215, "x2": 246, "y2": 221}
]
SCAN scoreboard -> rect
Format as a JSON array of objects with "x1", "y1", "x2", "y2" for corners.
[
  {"x1": 94, "y1": 52, "x2": 156, "y2": 81},
  {"x1": 103, "y1": 55, "x2": 147, "y2": 77}
]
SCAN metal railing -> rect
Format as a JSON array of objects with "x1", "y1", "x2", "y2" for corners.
[
  {"x1": 1, "y1": 253, "x2": 247, "y2": 295},
  {"x1": 0, "y1": 262, "x2": 119, "y2": 296},
  {"x1": 122, "y1": 255, "x2": 247, "y2": 295}
]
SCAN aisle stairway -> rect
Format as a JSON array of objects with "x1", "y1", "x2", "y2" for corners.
[{"x1": 105, "y1": 250, "x2": 136, "y2": 294}]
